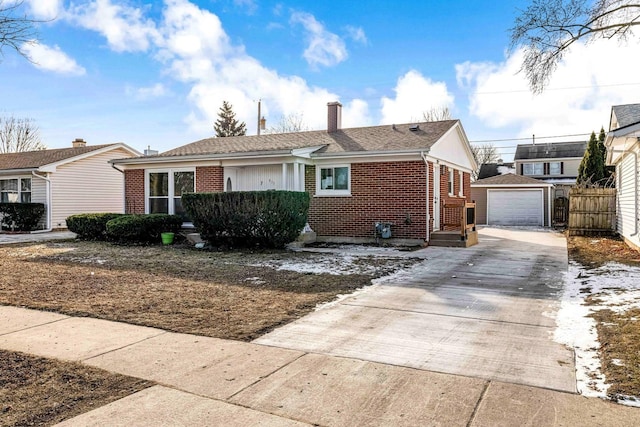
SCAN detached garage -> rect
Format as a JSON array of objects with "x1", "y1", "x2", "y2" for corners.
[{"x1": 471, "y1": 174, "x2": 552, "y2": 226}]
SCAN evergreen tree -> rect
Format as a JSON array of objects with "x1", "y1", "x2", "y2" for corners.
[
  {"x1": 598, "y1": 127, "x2": 614, "y2": 180},
  {"x1": 577, "y1": 131, "x2": 605, "y2": 185},
  {"x1": 214, "y1": 101, "x2": 247, "y2": 137}
]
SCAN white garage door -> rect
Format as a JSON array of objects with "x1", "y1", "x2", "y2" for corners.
[{"x1": 488, "y1": 189, "x2": 543, "y2": 226}]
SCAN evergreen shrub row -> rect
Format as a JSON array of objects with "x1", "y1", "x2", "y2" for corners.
[
  {"x1": 182, "y1": 190, "x2": 309, "y2": 249},
  {"x1": 0, "y1": 203, "x2": 45, "y2": 231}
]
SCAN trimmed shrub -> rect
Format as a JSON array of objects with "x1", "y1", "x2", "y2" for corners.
[
  {"x1": 0, "y1": 203, "x2": 45, "y2": 231},
  {"x1": 182, "y1": 190, "x2": 310, "y2": 249},
  {"x1": 105, "y1": 214, "x2": 183, "y2": 243},
  {"x1": 66, "y1": 213, "x2": 124, "y2": 240}
]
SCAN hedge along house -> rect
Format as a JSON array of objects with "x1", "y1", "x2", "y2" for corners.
[
  {"x1": 0, "y1": 139, "x2": 140, "y2": 231},
  {"x1": 112, "y1": 102, "x2": 477, "y2": 245}
]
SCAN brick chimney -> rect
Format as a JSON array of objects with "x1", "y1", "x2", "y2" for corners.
[
  {"x1": 327, "y1": 101, "x2": 342, "y2": 133},
  {"x1": 72, "y1": 138, "x2": 86, "y2": 148}
]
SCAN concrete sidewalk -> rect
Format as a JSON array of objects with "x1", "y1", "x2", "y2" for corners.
[{"x1": 1, "y1": 306, "x2": 639, "y2": 426}]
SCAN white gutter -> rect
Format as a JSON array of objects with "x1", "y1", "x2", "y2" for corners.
[
  {"x1": 30, "y1": 171, "x2": 52, "y2": 233},
  {"x1": 548, "y1": 185, "x2": 552, "y2": 228},
  {"x1": 421, "y1": 151, "x2": 430, "y2": 243}
]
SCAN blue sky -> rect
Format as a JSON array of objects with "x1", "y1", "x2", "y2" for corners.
[{"x1": 2, "y1": 0, "x2": 640, "y2": 161}]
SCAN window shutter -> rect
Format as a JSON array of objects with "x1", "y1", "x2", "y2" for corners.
[
  {"x1": 544, "y1": 163, "x2": 549, "y2": 175},
  {"x1": 560, "y1": 162, "x2": 564, "y2": 174},
  {"x1": 520, "y1": 164, "x2": 523, "y2": 175}
]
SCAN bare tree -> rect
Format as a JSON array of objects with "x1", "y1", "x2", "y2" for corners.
[
  {"x1": 511, "y1": 0, "x2": 640, "y2": 93},
  {"x1": 422, "y1": 106, "x2": 452, "y2": 122},
  {"x1": 470, "y1": 143, "x2": 499, "y2": 180},
  {"x1": 0, "y1": 116, "x2": 45, "y2": 153},
  {"x1": 0, "y1": 0, "x2": 41, "y2": 59},
  {"x1": 266, "y1": 112, "x2": 310, "y2": 134}
]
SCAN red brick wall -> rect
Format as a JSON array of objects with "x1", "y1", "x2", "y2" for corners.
[
  {"x1": 196, "y1": 166, "x2": 224, "y2": 192},
  {"x1": 124, "y1": 169, "x2": 145, "y2": 214},
  {"x1": 306, "y1": 162, "x2": 428, "y2": 240}
]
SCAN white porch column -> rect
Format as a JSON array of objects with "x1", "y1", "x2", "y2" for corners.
[
  {"x1": 300, "y1": 164, "x2": 305, "y2": 191},
  {"x1": 282, "y1": 163, "x2": 288, "y2": 190},
  {"x1": 293, "y1": 162, "x2": 300, "y2": 191}
]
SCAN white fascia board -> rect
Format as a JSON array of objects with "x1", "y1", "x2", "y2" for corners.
[
  {"x1": 607, "y1": 136, "x2": 640, "y2": 164},
  {"x1": 0, "y1": 168, "x2": 37, "y2": 175},
  {"x1": 39, "y1": 143, "x2": 141, "y2": 173},
  {"x1": 111, "y1": 149, "x2": 295, "y2": 166},
  {"x1": 422, "y1": 154, "x2": 474, "y2": 174},
  {"x1": 445, "y1": 122, "x2": 478, "y2": 170},
  {"x1": 471, "y1": 183, "x2": 552, "y2": 188}
]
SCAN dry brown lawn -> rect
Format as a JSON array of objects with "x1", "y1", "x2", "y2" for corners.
[
  {"x1": 0, "y1": 241, "x2": 416, "y2": 341},
  {"x1": 0, "y1": 239, "x2": 417, "y2": 425},
  {"x1": 567, "y1": 234, "x2": 640, "y2": 401},
  {"x1": 0, "y1": 350, "x2": 151, "y2": 427}
]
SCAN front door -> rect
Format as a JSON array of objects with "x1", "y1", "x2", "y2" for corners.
[{"x1": 433, "y1": 164, "x2": 441, "y2": 231}]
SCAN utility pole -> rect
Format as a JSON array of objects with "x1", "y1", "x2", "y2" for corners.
[{"x1": 257, "y1": 99, "x2": 262, "y2": 136}]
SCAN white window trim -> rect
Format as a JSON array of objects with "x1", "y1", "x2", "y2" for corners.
[
  {"x1": 0, "y1": 176, "x2": 32, "y2": 203},
  {"x1": 315, "y1": 164, "x2": 351, "y2": 197},
  {"x1": 458, "y1": 170, "x2": 464, "y2": 197},
  {"x1": 144, "y1": 168, "x2": 195, "y2": 215},
  {"x1": 549, "y1": 161, "x2": 561, "y2": 175},
  {"x1": 448, "y1": 168, "x2": 455, "y2": 195},
  {"x1": 522, "y1": 162, "x2": 544, "y2": 176}
]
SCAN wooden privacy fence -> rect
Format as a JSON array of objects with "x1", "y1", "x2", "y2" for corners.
[{"x1": 568, "y1": 188, "x2": 616, "y2": 236}]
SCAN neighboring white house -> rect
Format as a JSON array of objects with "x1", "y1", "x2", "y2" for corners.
[
  {"x1": 0, "y1": 139, "x2": 140, "y2": 230},
  {"x1": 605, "y1": 104, "x2": 640, "y2": 251}
]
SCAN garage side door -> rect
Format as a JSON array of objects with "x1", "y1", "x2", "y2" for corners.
[{"x1": 488, "y1": 189, "x2": 543, "y2": 226}]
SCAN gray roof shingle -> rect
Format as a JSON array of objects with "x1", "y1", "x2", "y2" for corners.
[
  {"x1": 514, "y1": 141, "x2": 587, "y2": 160},
  {"x1": 612, "y1": 104, "x2": 640, "y2": 130},
  {"x1": 471, "y1": 173, "x2": 550, "y2": 186},
  {"x1": 157, "y1": 120, "x2": 459, "y2": 158},
  {"x1": 0, "y1": 145, "x2": 115, "y2": 171}
]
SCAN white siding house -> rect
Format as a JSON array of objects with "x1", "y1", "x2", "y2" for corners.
[
  {"x1": 0, "y1": 140, "x2": 139, "y2": 230},
  {"x1": 605, "y1": 104, "x2": 640, "y2": 251}
]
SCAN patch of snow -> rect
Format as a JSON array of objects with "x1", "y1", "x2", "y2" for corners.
[
  {"x1": 497, "y1": 165, "x2": 515, "y2": 175},
  {"x1": 555, "y1": 260, "x2": 640, "y2": 405}
]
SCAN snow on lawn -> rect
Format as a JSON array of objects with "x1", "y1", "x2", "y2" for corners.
[{"x1": 556, "y1": 260, "x2": 640, "y2": 406}]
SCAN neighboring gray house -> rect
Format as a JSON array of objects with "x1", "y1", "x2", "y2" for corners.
[
  {"x1": 0, "y1": 139, "x2": 139, "y2": 230},
  {"x1": 476, "y1": 162, "x2": 515, "y2": 180},
  {"x1": 605, "y1": 103, "x2": 640, "y2": 251},
  {"x1": 514, "y1": 141, "x2": 587, "y2": 199}
]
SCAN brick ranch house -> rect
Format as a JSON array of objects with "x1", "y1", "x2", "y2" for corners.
[{"x1": 112, "y1": 102, "x2": 477, "y2": 245}]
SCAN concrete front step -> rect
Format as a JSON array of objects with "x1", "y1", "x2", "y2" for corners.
[{"x1": 429, "y1": 230, "x2": 478, "y2": 248}]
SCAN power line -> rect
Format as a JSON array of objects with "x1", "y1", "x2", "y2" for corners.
[
  {"x1": 469, "y1": 132, "x2": 590, "y2": 144},
  {"x1": 475, "y1": 82, "x2": 640, "y2": 95}
]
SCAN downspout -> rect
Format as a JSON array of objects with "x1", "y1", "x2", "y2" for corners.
[
  {"x1": 31, "y1": 171, "x2": 52, "y2": 233},
  {"x1": 112, "y1": 164, "x2": 126, "y2": 214},
  {"x1": 421, "y1": 151, "x2": 430, "y2": 243},
  {"x1": 548, "y1": 185, "x2": 552, "y2": 227}
]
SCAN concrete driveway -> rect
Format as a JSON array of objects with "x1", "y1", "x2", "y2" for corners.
[{"x1": 256, "y1": 227, "x2": 576, "y2": 393}]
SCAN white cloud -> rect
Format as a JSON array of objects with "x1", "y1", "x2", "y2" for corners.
[
  {"x1": 345, "y1": 25, "x2": 367, "y2": 45},
  {"x1": 290, "y1": 11, "x2": 348, "y2": 68},
  {"x1": 380, "y1": 70, "x2": 454, "y2": 124},
  {"x1": 456, "y1": 38, "x2": 640, "y2": 138},
  {"x1": 67, "y1": 0, "x2": 160, "y2": 52},
  {"x1": 127, "y1": 83, "x2": 168, "y2": 100},
  {"x1": 154, "y1": 1, "x2": 370, "y2": 134},
  {"x1": 22, "y1": 42, "x2": 86, "y2": 75},
  {"x1": 27, "y1": 0, "x2": 63, "y2": 20}
]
